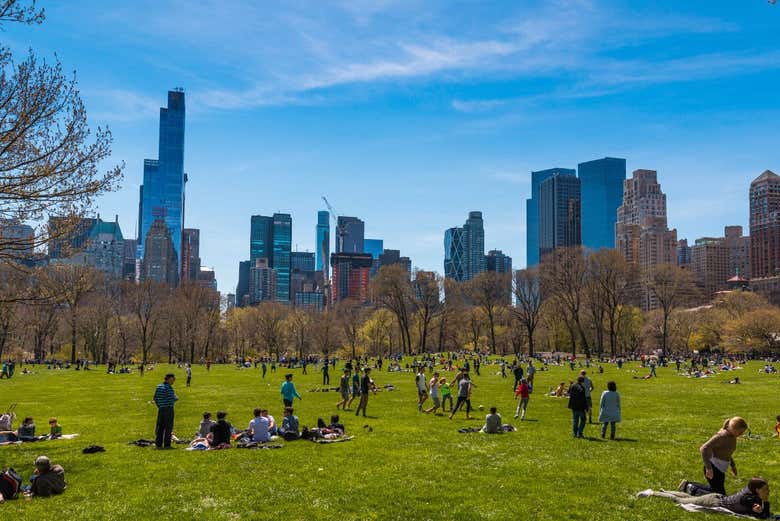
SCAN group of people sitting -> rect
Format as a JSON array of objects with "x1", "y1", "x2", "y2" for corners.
[
  {"x1": 0, "y1": 456, "x2": 66, "y2": 503},
  {"x1": 0, "y1": 413, "x2": 62, "y2": 445},
  {"x1": 189, "y1": 407, "x2": 304, "y2": 450}
]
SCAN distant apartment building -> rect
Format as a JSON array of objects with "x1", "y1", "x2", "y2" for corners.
[
  {"x1": 677, "y1": 239, "x2": 691, "y2": 269},
  {"x1": 141, "y1": 218, "x2": 178, "y2": 285},
  {"x1": 181, "y1": 228, "x2": 201, "y2": 283},
  {"x1": 486, "y1": 250, "x2": 512, "y2": 273},
  {"x1": 379, "y1": 248, "x2": 412, "y2": 276},
  {"x1": 48, "y1": 215, "x2": 125, "y2": 278},
  {"x1": 615, "y1": 170, "x2": 677, "y2": 309},
  {"x1": 750, "y1": 170, "x2": 780, "y2": 279},
  {"x1": 330, "y1": 252, "x2": 373, "y2": 304},
  {"x1": 248, "y1": 257, "x2": 277, "y2": 304},
  {"x1": 688, "y1": 227, "x2": 751, "y2": 301},
  {"x1": 0, "y1": 221, "x2": 35, "y2": 261}
]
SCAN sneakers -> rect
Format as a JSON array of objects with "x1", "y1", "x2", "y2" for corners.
[{"x1": 677, "y1": 479, "x2": 689, "y2": 492}]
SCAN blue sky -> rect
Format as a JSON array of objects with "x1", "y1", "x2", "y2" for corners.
[{"x1": 4, "y1": 0, "x2": 780, "y2": 292}]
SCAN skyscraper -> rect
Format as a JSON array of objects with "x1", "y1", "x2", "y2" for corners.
[
  {"x1": 526, "y1": 168, "x2": 575, "y2": 267},
  {"x1": 364, "y1": 239, "x2": 384, "y2": 259},
  {"x1": 486, "y1": 250, "x2": 513, "y2": 273},
  {"x1": 248, "y1": 258, "x2": 277, "y2": 304},
  {"x1": 181, "y1": 228, "x2": 201, "y2": 282},
  {"x1": 291, "y1": 251, "x2": 315, "y2": 273},
  {"x1": 330, "y1": 252, "x2": 373, "y2": 304},
  {"x1": 250, "y1": 215, "x2": 274, "y2": 265},
  {"x1": 316, "y1": 210, "x2": 330, "y2": 273},
  {"x1": 538, "y1": 173, "x2": 581, "y2": 259},
  {"x1": 137, "y1": 90, "x2": 186, "y2": 279},
  {"x1": 235, "y1": 260, "x2": 251, "y2": 307},
  {"x1": 336, "y1": 216, "x2": 364, "y2": 254},
  {"x1": 578, "y1": 157, "x2": 626, "y2": 251},
  {"x1": 141, "y1": 218, "x2": 178, "y2": 285},
  {"x1": 750, "y1": 170, "x2": 780, "y2": 279},
  {"x1": 272, "y1": 213, "x2": 292, "y2": 302},
  {"x1": 443, "y1": 211, "x2": 486, "y2": 282}
]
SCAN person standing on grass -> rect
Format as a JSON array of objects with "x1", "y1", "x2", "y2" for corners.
[
  {"x1": 687, "y1": 417, "x2": 748, "y2": 495},
  {"x1": 568, "y1": 376, "x2": 588, "y2": 438},
  {"x1": 321, "y1": 361, "x2": 330, "y2": 385},
  {"x1": 424, "y1": 372, "x2": 441, "y2": 414},
  {"x1": 416, "y1": 367, "x2": 428, "y2": 412},
  {"x1": 514, "y1": 378, "x2": 530, "y2": 420},
  {"x1": 185, "y1": 363, "x2": 192, "y2": 387},
  {"x1": 512, "y1": 363, "x2": 524, "y2": 392},
  {"x1": 527, "y1": 360, "x2": 536, "y2": 385},
  {"x1": 440, "y1": 378, "x2": 453, "y2": 412},
  {"x1": 355, "y1": 368, "x2": 376, "y2": 417},
  {"x1": 347, "y1": 368, "x2": 360, "y2": 409},
  {"x1": 579, "y1": 370, "x2": 594, "y2": 423},
  {"x1": 449, "y1": 371, "x2": 473, "y2": 420},
  {"x1": 598, "y1": 381, "x2": 621, "y2": 439},
  {"x1": 261, "y1": 360, "x2": 267, "y2": 379},
  {"x1": 153, "y1": 373, "x2": 178, "y2": 449},
  {"x1": 336, "y1": 368, "x2": 351, "y2": 410},
  {"x1": 280, "y1": 374, "x2": 302, "y2": 407}
]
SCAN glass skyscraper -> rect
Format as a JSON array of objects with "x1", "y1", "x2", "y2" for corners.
[
  {"x1": 137, "y1": 90, "x2": 186, "y2": 279},
  {"x1": 526, "y1": 168, "x2": 575, "y2": 267},
  {"x1": 444, "y1": 211, "x2": 486, "y2": 282},
  {"x1": 364, "y1": 239, "x2": 384, "y2": 259},
  {"x1": 316, "y1": 210, "x2": 330, "y2": 272},
  {"x1": 578, "y1": 157, "x2": 626, "y2": 251},
  {"x1": 538, "y1": 172, "x2": 581, "y2": 259},
  {"x1": 250, "y1": 215, "x2": 273, "y2": 264},
  {"x1": 336, "y1": 216, "x2": 364, "y2": 254},
  {"x1": 272, "y1": 213, "x2": 292, "y2": 302}
]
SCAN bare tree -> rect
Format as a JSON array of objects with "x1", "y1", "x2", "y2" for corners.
[
  {"x1": 465, "y1": 271, "x2": 510, "y2": 354},
  {"x1": 540, "y1": 247, "x2": 590, "y2": 356},
  {"x1": 644, "y1": 264, "x2": 697, "y2": 356},
  {"x1": 512, "y1": 268, "x2": 543, "y2": 356},
  {"x1": 45, "y1": 265, "x2": 100, "y2": 362},
  {"x1": 256, "y1": 302, "x2": 287, "y2": 360},
  {"x1": 372, "y1": 264, "x2": 413, "y2": 353},
  {"x1": 311, "y1": 309, "x2": 341, "y2": 357},
  {"x1": 338, "y1": 299, "x2": 365, "y2": 359},
  {"x1": 126, "y1": 280, "x2": 167, "y2": 366},
  {"x1": 411, "y1": 270, "x2": 442, "y2": 353},
  {"x1": 0, "y1": 3, "x2": 122, "y2": 268},
  {"x1": 286, "y1": 308, "x2": 311, "y2": 359},
  {"x1": 589, "y1": 249, "x2": 637, "y2": 358}
]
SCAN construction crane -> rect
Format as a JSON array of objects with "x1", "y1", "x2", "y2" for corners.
[{"x1": 321, "y1": 196, "x2": 347, "y2": 253}]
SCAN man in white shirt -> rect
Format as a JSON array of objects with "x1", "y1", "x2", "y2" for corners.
[
  {"x1": 424, "y1": 372, "x2": 441, "y2": 414},
  {"x1": 415, "y1": 369, "x2": 428, "y2": 412},
  {"x1": 248, "y1": 408, "x2": 270, "y2": 443}
]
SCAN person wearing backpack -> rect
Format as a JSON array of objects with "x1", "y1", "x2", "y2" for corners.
[{"x1": 0, "y1": 467, "x2": 23, "y2": 503}]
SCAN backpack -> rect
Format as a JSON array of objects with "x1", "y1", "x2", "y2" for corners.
[
  {"x1": 0, "y1": 468, "x2": 22, "y2": 500},
  {"x1": 0, "y1": 413, "x2": 13, "y2": 431}
]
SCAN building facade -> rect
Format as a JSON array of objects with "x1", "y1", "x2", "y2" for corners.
[
  {"x1": 0, "y1": 221, "x2": 35, "y2": 261},
  {"x1": 272, "y1": 213, "x2": 292, "y2": 302},
  {"x1": 486, "y1": 249, "x2": 513, "y2": 273},
  {"x1": 443, "y1": 211, "x2": 486, "y2": 282},
  {"x1": 235, "y1": 260, "x2": 251, "y2": 307},
  {"x1": 316, "y1": 210, "x2": 330, "y2": 273},
  {"x1": 330, "y1": 252, "x2": 373, "y2": 304},
  {"x1": 138, "y1": 90, "x2": 186, "y2": 279},
  {"x1": 141, "y1": 218, "x2": 178, "y2": 285},
  {"x1": 526, "y1": 168, "x2": 575, "y2": 267},
  {"x1": 578, "y1": 157, "x2": 626, "y2": 251},
  {"x1": 250, "y1": 215, "x2": 274, "y2": 265},
  {"x1": 181, "y1": 228, "x2": 201, "y2": 283},
  {"x1": 248, "y1": 257, "x2": 277, "y2": 305},
  {"x1": 538, "y1": 172, "x2": 581, "y2": 259},
  {"x1": 749, "y1": 170, "x2": 780, "y2": 279},
  {"x1": 336, "y1": 216, "x2": 365, "y2": 254}
]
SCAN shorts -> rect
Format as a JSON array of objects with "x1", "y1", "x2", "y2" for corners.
[
  {"x1": 352, "y1": 388, "x2": 361, "y2": 396},
  {"x1": 418, "y1": 390, "x2": 428, "y2": 399}
]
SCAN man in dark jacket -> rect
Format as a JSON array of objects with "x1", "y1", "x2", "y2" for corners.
[
  {"x1": 29, "y1": 456, "x2": 66, "y2": 497},
  {"x1": 568, "y1": 376, "x2": 588, "y2": 438}
]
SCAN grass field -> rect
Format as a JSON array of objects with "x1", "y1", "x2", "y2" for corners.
[{"x1": 0, "y1": 359, "x2": 777, "y2": 520}]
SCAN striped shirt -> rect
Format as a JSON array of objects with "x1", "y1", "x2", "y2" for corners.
[{"x1": 153, "y1": 382, "x2": 177, "y2": 408}]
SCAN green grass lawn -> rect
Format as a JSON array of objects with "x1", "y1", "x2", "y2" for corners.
[{"x1": 0, "y1": 359, "x2": 778, "y2": 520}]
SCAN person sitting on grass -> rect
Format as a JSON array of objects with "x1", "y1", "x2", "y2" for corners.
[
  {"x1": 247, "y1": 408, "x2": 270, "y2": 443},
  {"x1": 198, "y1": 412, "x2": 215, "y2": 438},
  {"x1": 328, "y1": 414, "x2": 345, "y2": 434},
  {"x1": 261, "y1": 409, "x2": 277, "y2": 436},
  {"x1": 48, "y1": 418, "x2": 62, "y2": 439},
  {"x1": 550, "y1": 382, "x2": 566, "y2": 397},
  {"x1": 208, "y1": 411, "x2": 232, "y2": 448},
  {"x1": 639, "y1": 477, "x2": 770, "y2": 519},
  {"x1": 481, "y1": 407, "x2": 502, "y2": 434},
  {"x1": 279, "y1": 407, "x2": 300, "y2": 440},
  {"x1": 27, "y1": 456, "x2": 66, "y2": 498},
  {"x1": 773, "y1": 415, "x2": 780, "y2": 438},
  {"x1": 17, "y1": 417, "x2": 36, "y2": 441}
]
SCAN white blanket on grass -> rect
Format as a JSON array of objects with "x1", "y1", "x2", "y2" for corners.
[{"x1": 678, "y1": 503, "x2": 754, "y2": 518}]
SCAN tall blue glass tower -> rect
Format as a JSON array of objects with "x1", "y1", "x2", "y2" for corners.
[
  {"x1": 272, "y1": 213, "x2": 292, "y2": 302},
  {"x1": 250, "y1": 215, "x2": 274, "y2": 264},
  {"x1": 137, "y1": 90, "x2": 186, "y2": 280},
  {"x1": 578, "y1": 157, "x2": 626, "y2": 252},
  {"x1": 316, "y1": 210, "x2": 330, "y2": 272},
  {"x1": 526, "y1": 168, "x2": 575, "y2": 267},
  {"x1": 364, "y1": 239, "x2": 384, "y2": 259}
]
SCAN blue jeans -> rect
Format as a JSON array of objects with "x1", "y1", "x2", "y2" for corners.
[{"x1": 572, "y1": 410, "x2": 586, "y2": 437}]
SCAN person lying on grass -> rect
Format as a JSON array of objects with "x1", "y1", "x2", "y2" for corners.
[{"x1": 638, "y1": 477, "x2": 770, "y2": 519}]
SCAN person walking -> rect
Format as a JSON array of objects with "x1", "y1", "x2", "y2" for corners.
[
  {"x1": 415, "y1": 368, "x2": 428, "y2": 412},
  {"x1": 568, "y1": 376, "x2": 588, "y2": 438},
  {"x1": 512, "y1": 363, "x2": 524, "y2": 392},
  {"x1": 336, "y1": 368, "x2": 351, "y2": 410},
  {"x1": 153, "y1": 373, "x2": 178, "y2": 449},
  {"x1": 280, "y1": 374, "x2": 302, "y2": 407},
  {"x1": 322, "y1": 362, "x2": 330, "y2": 386},
  {"x1": 527, "y1": 360, "x2": 536, "y2": 385},
  {"x1": 598, "y1": 381, "x2": 621, "y2": 439},
  {"x1": 688, "y1": 417, "x2": 748, "y2": 495},
  {"x1": 185, "y1": 363, "x2": 192, "y2": 387},
  {"x1": 355, "y1": 368, "x2": 376, "y2": 417},
  {"x1": 514, "y1": 378, "x2": 530, "y2": 420},
  {"x1": 449, "y1": 371, "x2": 473, "y2": 420},
  {"x1": 580, "y1": 370, "x2": 594, "y2": 423},
  {"x1": 261, "y1": 361, "x2": 267, "y2": 379},
  {"x1": 424, "y1": 372, "x2": 441, "y2": 414}
]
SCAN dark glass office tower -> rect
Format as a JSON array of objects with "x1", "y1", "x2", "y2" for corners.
[
  {"x1": 316, "y1": 211, "x2": 330, "y2": 272},
  {"x1": 336, "y1": 216, "x2": 364, "y2": 254},
  {"x1": 443, "y1": 211, "x2": 486, "y2": 282},
  {"x1": 578, "y1": 157, "x2": 626, "y2": 251},
  {"x1": 137, "y1": 90, "x2": 186, "y2": 279},
  {"x1": 526, "y1": 168, "x2": 575, "y2": 267},
  {"x1": 539, "y1": 172, "x2": 581, "y2": 259},
  {"x1": 250, "y1": 215, "x2": 274, "y2": 265},
  {"x1": 272, "y1": 213, "x2": 292, "y2": 302}
]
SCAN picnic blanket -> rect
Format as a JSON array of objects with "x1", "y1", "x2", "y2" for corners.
[
  {"x1": 677, "y1": 504, "x2": 754, "y2": 518},
  {"x1": 309, "y1": 435, "x2": 354, "y2": 444}
]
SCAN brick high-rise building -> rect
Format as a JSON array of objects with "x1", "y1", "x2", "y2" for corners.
[
  {"x1": 750, "y1": 170, "x2": 780, "y2": 279},
  {"x1": 181, "y1": 228, "x2": 201, "y2": 283},
  {"x1": 615, "y1": 170, "x2": 677, "y2": 309},
  {"x1": 330, "y1": 252, "x2": 372, "y2": 304},
  {"x1": 691, "y1": 237, "x2": 729, "y2": 300}
]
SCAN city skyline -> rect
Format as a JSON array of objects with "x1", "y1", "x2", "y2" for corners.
[{"x1": 4, "y1": 1, "x2": 779, "y2": 293}]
